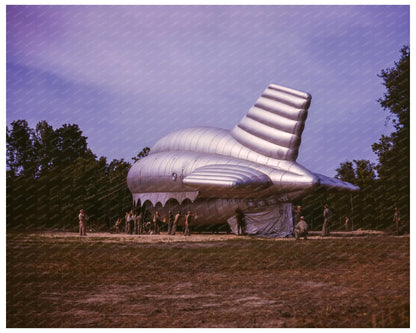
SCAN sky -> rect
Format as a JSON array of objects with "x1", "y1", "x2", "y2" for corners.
[{"x1": 6, "y1": 4, "x2": 410, "y2": 177}]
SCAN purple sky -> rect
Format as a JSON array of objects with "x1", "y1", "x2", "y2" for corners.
[{"x1": 6, "y1": 5, "x2": 409, "y2": 177}]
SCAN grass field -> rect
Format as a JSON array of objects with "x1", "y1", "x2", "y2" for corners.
[{"x1": 6, "y1": 231, "x2": 409, "y2": 328}]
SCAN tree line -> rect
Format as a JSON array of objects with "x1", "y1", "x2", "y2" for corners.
[
  {"x1": 6, "y1": 46, "x2": 409, "y2": 232},
  {"x1": 300, "y1": 46, "x2": 409, "y2": 232},
  {"x1": 6, "y1": 119, "x2": 150, "y2": 230}
]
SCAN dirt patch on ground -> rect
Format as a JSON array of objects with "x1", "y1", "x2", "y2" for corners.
[{"x1": 7, "y1": 230, "x2": 409, "y2": 328}]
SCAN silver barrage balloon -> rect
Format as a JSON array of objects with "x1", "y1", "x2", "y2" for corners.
[{"x1": 127, "y1": 84, "x2": 359, "y2": 237}]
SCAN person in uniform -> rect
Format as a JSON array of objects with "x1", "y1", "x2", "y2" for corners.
[
  {"x1": 184, "y1": 211, "x2": 193, "y2": 236},
  {"x1": 293, "y1": 205, "x2": 302, "y2": 232},
  {"x1": 172, "y1": 211, "x2": 181, "y2": 235},
  {"x1": 393, "y1": 207, "x2": 401, "y2": 235},
  {"x1": 344, "y1": 216, "x2": 350, "y2": 231},
  {"x1": 137, "y1": 212, "x2": 143, "y2": 234},
  {"x1": 124, "y1": 212, "x2": 129, "y2": 233},
  {"x1": 167, "y1": 211, "x2": 174, "y2": 235},
  {"x1": 126, "y1": 211, "x2": 134, "y2": 235},
  {"x1": 235, "y1": 208, "x2": 245, "y2": 236},
  {"x1": 153, "y1": 211, "x2": 161, "y2": 234},
  {"x1": 114, "y1": 217, "x2": 121, "y2": 233},
  {"x1": 144, "y1": 221, "x2": 152, "y2": 234},
  {"x1": 295, "y1": 216, "x2": 308, "y2": 240},
  {"x1": 322, "y1": 204, "x2": 331, "y2": 237},
  {"x1": 132, "y1": 211, "x2": 138, "y2": 234},
  {"x1": 78, "y1": 209, "x2": 89, "y2": 236}
]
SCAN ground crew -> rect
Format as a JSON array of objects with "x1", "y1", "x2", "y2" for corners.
[
  {"x1": 172, "y1": 211, "x2": 181, "y2": 235},
  {"x1": 167, "y1": 211, "x2": 174, "y2": 235},
  {"x1": 114, "y1": 217, "x2": 121, "y2": 233},
  {"x1": 393, "y1": 207, "x2": 401, "y2": 235},
  {"x1": 295, "y1": 216, "x2": 308, "y2": 240},
  {"x1": 137, "y1": 212, "x2": 143, "y2": 234},
  {"x1": 235, "y1": 208, "x2": 245, "y2": 236},
  {"x1": 344, "y1": 216, "x2": 350, "y2": 231},
  {"x1": 132, "y1": 211, "x2": 138, "y2": 234},
  {"x1": 184, "y1": 211, "x2": 194, "y2": 236},
  {"x1": 126, "y1": 211, "x2": 134, "y2": 235},
  {"x1": 153, "y1": 211, "x2": 161, "y2": 234},
  {"x1": 293, "y1": 205, "x2": 301, "y2": 232},
  {"x1": 78, "y1": 209, "x2": 89, "y2": 236},
  {"x1": 322, "y1": 204, "x2": 331, "y2": 237}
]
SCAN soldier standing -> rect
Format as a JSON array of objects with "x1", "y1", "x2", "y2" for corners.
[
  {"x1": 132, "y1": 211, "x2": 138, "y2": 234},
  {"x1": 126, "y1": 211, "x2": 134, "y2": 235},
  {"x1": 153, "y1": 211, "x2": 161, "y2": 234},
  {"x1": 322, "y1": 204, "x2": 331, "y2": 237},
  {"x1": 235, "y1": 208, "x2": 245, "y2": 236},
  {"x1": 124, "y1": 212, "x2": 129, "y2": 233},
  {"x1": 114, "y1": 217, "x2": 121, "y2": 233},
  {"x1": 145, "y1": 221, "x2": 152, "y2": 234},
  {"x1": 172, "y1": 211, "x2": 181, "y2": 235},
  {"x1": 137, "y1": 212, "x2": 143, "y2": 234},
  {"x1": 393, "y1": 207, "x2": 401, "y2": 235},
  {"x1": 78, "y1": 209, "x2": 89, "y2": 236},
  {"x1": 344, "y1": 216, "x2": 350, "y2": 231},
  {"x1": 184, "y1": 211, "x2": 193, "y2": 236},
  {"x1": 293, "y1": 205, "x2": 301, "y2": 231},
  {"x1": 167, "y1": 211, "x2": 174, "y2": 235},
  {"x1": 295, "y1": 216, "x2": 308, "y2": 240}
]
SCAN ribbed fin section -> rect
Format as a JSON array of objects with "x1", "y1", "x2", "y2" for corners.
[
  {"x1": 231, "y1": 84, "x2": 312, "y2": 161},
  {"x1": 183, "y1": 164, "x2": 272, "y2": 194}
]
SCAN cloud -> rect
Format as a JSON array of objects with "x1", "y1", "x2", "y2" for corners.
[{"x1": 7, "y1": 5, "x2": 409, "y2": 174}]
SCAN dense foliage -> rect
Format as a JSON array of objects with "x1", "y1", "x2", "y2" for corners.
[
  {"x1": 6, "y1": 119, "x2": 149, "y2": 230},
  {"x1": 301, "y1": 46, "x2": 409, "y2": 231}
]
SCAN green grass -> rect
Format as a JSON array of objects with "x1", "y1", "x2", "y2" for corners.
[{"x1": 7, "y1": 232, "x2": 409, "y2": 328}]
